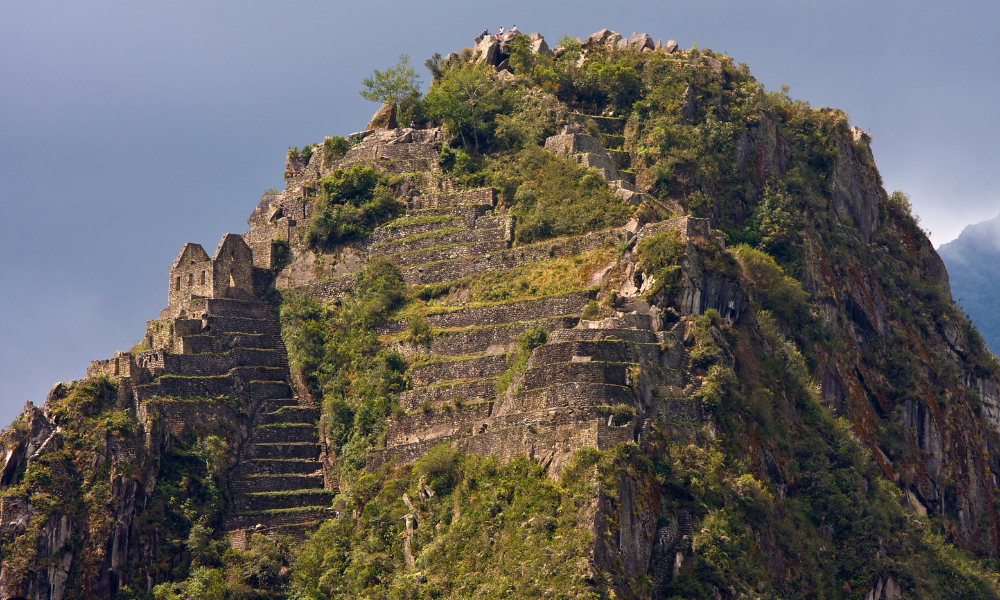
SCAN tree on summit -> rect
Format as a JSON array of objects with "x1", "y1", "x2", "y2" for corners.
[{"x1": 359, "y1": 54, "x2": 421, "y2": 113}]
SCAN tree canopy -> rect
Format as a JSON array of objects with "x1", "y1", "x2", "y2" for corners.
[{"x1": 359, "y1": 54, "x2": 421, "y2": 108}]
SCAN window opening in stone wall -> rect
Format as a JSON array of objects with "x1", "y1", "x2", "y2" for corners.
[
  {"x1": 174, "y1": 276, "x2": 180, "y2": 291},
  {"x1": 200, "y1": 271, "x2": 206, "y2": 285},
  {"x1": 230, "y1": 273, "x2": 236, "y2": 287},
  {"x1": 187, "y1": 273, "x2": 193, "y2": 287}
]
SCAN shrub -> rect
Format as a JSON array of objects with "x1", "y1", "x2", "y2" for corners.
[
  {"x1": 404, "y1": 316, "x2": 433, "y2": 347},
  {"x1": 518, "y1": 324, "x2": 549, "y2": 353},
  {"x1": 321, "y1": 135, "x2": 350, "y2": 165},
  {"x1": 636, "y1": 228, "x2": 685, "y2": 300},
  {"x1": 733, "y1": 244, "x2": 809, "y2": 326},
  {"x1": 506, "y1": 146, "x2": 632, "y2": 244},
  {"x1": 305, "y1": 166, "x2": 404, "y2": 248}
]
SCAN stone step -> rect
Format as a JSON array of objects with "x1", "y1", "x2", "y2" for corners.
[
  {"x1": 367, "y1": 215, "x2": 470, "y2": 246},
  {"x1": 229, "y1": 365, "x2": 289, "y2": 382},
  {"x1": 406, "y1": 188, "x2": 495, "y2": 211},
  {"x1": 526, "y1": 340, "x2": 661, "y2": 368},
  {"x1": 549, "y1": 327, "x2": 659, "y2": 344},
  {"x1": 508, "y1": 382, "x2": 637, "y2": 413},
  {"x1": 234, "y1": 459, "x2": 323, "y2": 477},
  {"x1": 258, "y1": 406, "x2": 320, "y2": 425},
  {"x1": 233, "y1": 489, "x2": 333, "y2": 512},
  {"x1": 400, "y1": 378, "x2": 497, "y2": 412},
  {"x1": 406, "y1": 203, "x2": 492, "y2": 220},
  {"x1": 387, "y1": 401, "x2": 493, "y2": 447},
  {"x1": 399, "y1": 229, "x2": 623, "y2": 287},
  {"x1": 367, "y1": 437, "x2": 455, "y2": 472},
  {"x1": 224, "y1": 507, "x2": 335, "y2": 532},
  {"x1": 257, "y1": 397, "x2": 298, "y2": 413},
  {"x1": 245, "y1": 442, "x2": 321, "y2": 460},
  {"x1": 227, "y1": 520, "x2": 328, "y2": 549},
  {"x1": 600, "y1": 133, "x2": 625, "y2": 150},
  {"x1": 249, "y1": 381, "x2": 294, "y2": 400},
  {"x1": 230, "y1": 473, "x2": 325, "y2": 494},
  {"x1": 136, "y1": 372, "x2": 289, "y2": 400},
  {"x1": 180, "y1": 332, "x2": 277, "y2": 354},
  {"x1": 394, "y1": 316, "x2": 578, "y2": 357},
  {"x1": 206, "y1": 315, "x2": 271, "y2": 335},
  {"x1": 589, "y1": 115, "x2": 626, "y2": 135},
  {"x1": 205, "y1": 298, "x2": 274, "y2": 319},
  {"x1": 519, "y1": 362, "x2": 630, "y2": 391},
  {"x1": 382, "y1": 292, "x2": 593, "y2": 335},
  {"x1": 369, "y1": 227, "x2": 508, "y2": 258},
  {"x1": 252, "y1": 424, "x2": 318, "y2": 444},
  {"x1": 158, "y1": 348, "x2": 285, "y2": 376},
  {"x1": 606, "y1": 149, "x2": 631, "y2": 170},
  {"x1": 409, "y1": 354, "x2": 510, "y2": 388},
  {"x1": 386, "y1": 240, "x2": 510, "y2": 268}
]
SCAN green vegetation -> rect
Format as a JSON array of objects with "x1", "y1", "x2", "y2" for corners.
[
  {"x1": 636, "y1": 229, "x2": 685, "y2": 301},
  {"x1": 305, "y1": 166, "x2": 405, "y2": 248},
  {"x1": 7, "y1": 32, "x2": 1000, "y2": 600},
  {"x1": 359, "y1": 54, "x2": 421, "y2": 113},
  {"x1": 153, "y1": 534, "x2": 291, "y2": 600},
  {"x1": 280, "y1": 260, "x2": 407, "y2": 481},
  {"x1": 495, "y1": 325, "x2": 548, "y2": 394},
  {"x1": 504, "y1": 146, "x2": 632, "y2": 243},
  {"x1": 0, "y1": 379, "x2": 242, "y2": 598},
  {"x1": 320, "y1": 136, "x2": 349, "y2": 166},
  {"x1": 289, "y1": 447, "x2": 602, "y2": 599}
]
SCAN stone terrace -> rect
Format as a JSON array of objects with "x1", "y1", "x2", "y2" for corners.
[
  {"x1": 90, "y1": 269, "x2": 333, "y2": 548},
  {"x1": 240, "y1": 123, "x2": 717, "y2": 482}
]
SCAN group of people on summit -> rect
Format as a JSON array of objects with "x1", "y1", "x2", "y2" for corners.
[{"x1": 480, "y1": 25, "x2": 518, "y2": 41}]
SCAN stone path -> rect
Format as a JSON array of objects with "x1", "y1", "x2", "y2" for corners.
[{"x1": 131, "y1": 297, "x2": 332, "y2": 548}]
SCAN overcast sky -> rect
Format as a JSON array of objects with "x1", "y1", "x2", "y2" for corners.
[{"x1": 1, "y1": 0, "x2": 998, "y2": 426}]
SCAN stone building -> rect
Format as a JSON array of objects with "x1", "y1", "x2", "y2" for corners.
[{"x1": 161, "y1": 233, "x2": 254, "y2": 320}]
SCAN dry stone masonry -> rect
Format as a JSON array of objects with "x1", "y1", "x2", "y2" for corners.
[{"x1": 75, "y1": 49, "x2": 735, "y2": 544}]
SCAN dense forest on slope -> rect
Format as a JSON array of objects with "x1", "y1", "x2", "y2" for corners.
[{"x1": 3, "y1": 29, "x2": 1000, "y2": 600}]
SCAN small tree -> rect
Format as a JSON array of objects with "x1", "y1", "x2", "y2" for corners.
[{"x1": 360, "y1": 54, "x2": 421, "y2": 111}]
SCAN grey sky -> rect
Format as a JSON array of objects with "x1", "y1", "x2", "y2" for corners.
[{"x1": 2, "y1": 0, "x2": 998, "y2": 426}]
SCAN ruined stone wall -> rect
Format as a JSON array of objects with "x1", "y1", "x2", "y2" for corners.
[
  {"x1": 381, "y1": 293, "x2": 593, "y2": 335},
  {"x1": 386, "y1": 401, "x2": 493, "y2": 446},
  {"x1": 399, "y1": 379, "x2": 496, "y2": 412},
  {"x1": 212, "y1": 234, "x2": 255, "y2": 299},
  {"x1": 409, "y1": 354, "x2": 509, "y2": 387}
]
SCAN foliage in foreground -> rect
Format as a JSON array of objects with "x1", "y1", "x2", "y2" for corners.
[{"x1": 290, "y1": 447, "x2": 602, "y2": 599}]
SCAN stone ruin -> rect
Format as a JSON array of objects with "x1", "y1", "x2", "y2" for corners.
[{"x1": 77, "y1": 28, "x2": 743, "y2": 547}]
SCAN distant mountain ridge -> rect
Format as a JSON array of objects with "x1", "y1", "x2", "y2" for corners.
[{"x1": 939, "y1": 213, "x2": 1000, "y2": 353}]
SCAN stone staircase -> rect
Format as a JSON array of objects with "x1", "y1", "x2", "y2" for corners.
[
  {"x1": 131, "y1": 296, "x2": 332, "y2": 547},
  {"x1": 557, "y1": 115, "x2": 679, "y2": 216},
  {"x1": 247, "y1": 125, "x2": 714, "y2": 480}
]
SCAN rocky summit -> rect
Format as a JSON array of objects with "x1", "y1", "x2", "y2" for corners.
[{"x1": 3, "y1": 28, "x2": 1000, "y2": 600}]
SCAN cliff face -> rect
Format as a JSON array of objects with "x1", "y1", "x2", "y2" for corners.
[{"x1": 3, "y1": 27, "x2": 1000, "y2": 600}]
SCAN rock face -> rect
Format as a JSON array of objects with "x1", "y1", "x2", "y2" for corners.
[
  {"x1": 831, "y1": 130, "x2": 882, "y2": 242},
  {"x1": 527, "y1": 32, "x2": 552, "y2": 57},
  {"x1": 474, "y1": 35, "x2": 502, "y2": 66},
  {"x1": 5, "y1": 26, "x2": 1000, "y2": 600},
  {"x1": 367, "y1": 101, "x2": 397, "y2": 130}
]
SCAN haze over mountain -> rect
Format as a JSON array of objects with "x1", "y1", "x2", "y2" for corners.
[{"x1": 939, "y1": 213, "x2": 1000, "y2": 353}]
